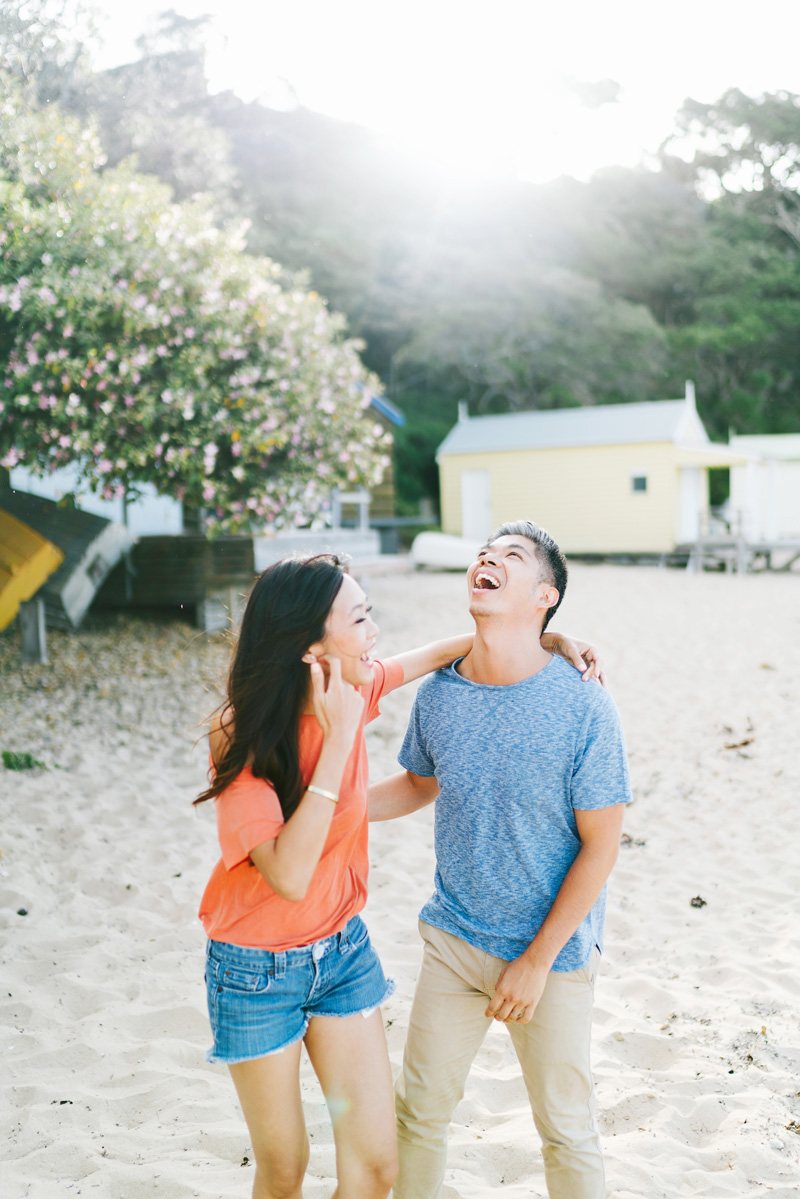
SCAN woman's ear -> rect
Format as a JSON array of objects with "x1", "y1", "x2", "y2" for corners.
[{"x1": 302, "y1": 637, "x2": 326, "y2": 664}]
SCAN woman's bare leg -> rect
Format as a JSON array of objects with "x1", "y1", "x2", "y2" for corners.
[
  {"x1": 228, "y1": 1040, "x2": 308, "y2": 1199},
  {"x1": 304, "y1": 1010, "x2": 397, "y2": 1199}
]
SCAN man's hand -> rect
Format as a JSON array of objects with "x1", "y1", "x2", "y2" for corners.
[{"x1": 484, "y1": 955, "x2": 550, "y2": 1025}]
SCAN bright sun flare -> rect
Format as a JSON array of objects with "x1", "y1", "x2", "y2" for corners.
[{"x1": 97, "y1": 0, "x2": 800, "y2": 185}]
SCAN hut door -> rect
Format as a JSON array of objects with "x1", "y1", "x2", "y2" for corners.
[
  {"x1": 678, "y1": 467, "x2": 706, "y2": 543},
  {"x1": 461, "y1": 470, "x2": 492, "y2": 541}
]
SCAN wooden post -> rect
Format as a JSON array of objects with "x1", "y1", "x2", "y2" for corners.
[{"x1": 20, "y1": 597, "x2": 48, "y2": 664}]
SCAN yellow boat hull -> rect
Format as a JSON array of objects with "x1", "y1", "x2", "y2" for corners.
[{"x1": 0, "y1": 509, "x2": 65, "y2": 632}]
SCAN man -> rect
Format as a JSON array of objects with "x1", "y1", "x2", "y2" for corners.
[{"x1": 369, "y1": 520, "x2": 631, "y2": 1199}]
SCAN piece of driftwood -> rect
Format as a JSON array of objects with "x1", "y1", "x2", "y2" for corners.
[{"x1": 1, "y1": 490, "x2": 134, "y2": 629}]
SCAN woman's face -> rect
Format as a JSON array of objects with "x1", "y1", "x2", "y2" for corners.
[{"x1": 308, "y1": 573, "x2": 379, "y2": 687}]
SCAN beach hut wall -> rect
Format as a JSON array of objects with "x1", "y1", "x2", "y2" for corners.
[{"x1": 0, "y1": 490, "x2": 134, "y2": 630}]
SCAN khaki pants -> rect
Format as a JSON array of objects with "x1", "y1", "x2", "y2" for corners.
[{"x1": 395, "y1": 921, "x2": 605, "y2": 1199}]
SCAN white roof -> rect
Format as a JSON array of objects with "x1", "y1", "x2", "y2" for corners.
[
  {"x1": 730, "y1": 434, "x2": 800, "y2": 461},
  {"x1": 437, "y1": 398, "x2": 708, "y2": 457}
]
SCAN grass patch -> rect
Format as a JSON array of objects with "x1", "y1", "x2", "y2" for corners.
[{"x1": 2, "y1": 750, "x2": 46, "y2": 771}]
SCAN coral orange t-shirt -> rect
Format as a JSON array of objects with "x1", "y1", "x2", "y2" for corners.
[{"x1": 198, "y1": 657, "x2": 404, "y2": 950}]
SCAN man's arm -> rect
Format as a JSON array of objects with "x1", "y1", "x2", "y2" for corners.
[
  {"x1": 485, "y1": 804, "x2": 625, "y2": 1023},
  {"x1": 368, "y1": 770, "x2": 439, "y2": 822}
]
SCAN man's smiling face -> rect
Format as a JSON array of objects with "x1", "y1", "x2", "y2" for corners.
[{"x1": 467, "y1": 534, "x2": 558, "y2": 626}]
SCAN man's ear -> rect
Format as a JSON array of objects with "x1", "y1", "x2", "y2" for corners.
[{"x1": 541, "y1": 586, "x2": 559, "y2": 611}]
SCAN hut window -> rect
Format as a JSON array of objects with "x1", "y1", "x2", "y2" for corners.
[{"x1": 631, "y1": 474, "x2": 648, "y2": 493}]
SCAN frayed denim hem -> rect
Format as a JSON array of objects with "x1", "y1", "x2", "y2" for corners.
[
  {"x1": 205, "y1": 1018, "x2": 309, "y2": 1066},
  {"x1": 311, "y1": 976, "x2": 396, "y2": 1021}
]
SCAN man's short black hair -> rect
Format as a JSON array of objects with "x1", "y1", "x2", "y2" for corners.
[{"x1": 489, "y1": 520, "x2": 567, "y2": 631}]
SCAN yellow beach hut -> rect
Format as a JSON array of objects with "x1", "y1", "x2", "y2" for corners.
[{"x1": 436, "y1": 383, "x2": 748, "y2": 555}]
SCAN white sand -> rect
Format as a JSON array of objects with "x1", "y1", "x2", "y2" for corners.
[{"x1": 1, "y1": 564, "x2": 798, "y2": 1198}]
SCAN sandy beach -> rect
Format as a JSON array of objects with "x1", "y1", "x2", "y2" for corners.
[{"x1": 1, "y1": 562, "x2": 799, "y2": 1199}]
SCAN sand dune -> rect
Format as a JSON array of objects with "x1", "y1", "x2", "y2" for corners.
[{"x1": 1, "y1": 563, "x2": 798, "y2": 1197}]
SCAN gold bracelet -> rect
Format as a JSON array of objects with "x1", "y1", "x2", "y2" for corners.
[{"x1": 306, "y1": 784, "x2": 339, "y2": 805}]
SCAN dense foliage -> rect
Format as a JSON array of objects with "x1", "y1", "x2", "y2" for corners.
[{"x1": 3, "y1": 5, "x2": 800, "y2": 512}]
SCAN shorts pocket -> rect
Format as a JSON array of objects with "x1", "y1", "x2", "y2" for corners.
[{"x1": 218, "y1": 964, "x2": 271, "y2": 994}]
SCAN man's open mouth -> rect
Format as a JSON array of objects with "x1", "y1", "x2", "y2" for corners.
[{"x1": 473, "y1": 571, "x2": 501, "y2": 591}]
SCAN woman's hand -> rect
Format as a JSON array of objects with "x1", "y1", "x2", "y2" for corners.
[
  {"x1": 542, "y1": 632, "x2": 606, "y2": 687},
  {"x1": 309, "y1": 656, "x2": 365, "y2": 750}
]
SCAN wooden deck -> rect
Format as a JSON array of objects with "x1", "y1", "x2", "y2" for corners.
[{"x1": 677, "y1": 537, "x2": 800, "y2": 573}]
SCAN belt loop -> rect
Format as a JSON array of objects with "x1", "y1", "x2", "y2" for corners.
[
  {"x1": 274, "y1": 951, "x2": 287, "y2": 979},
  {"x1": 340, "y1": 921, "x2": 351, "y2": 954}
]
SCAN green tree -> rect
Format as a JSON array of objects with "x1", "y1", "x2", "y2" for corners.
[{"x1": 658, "y1": 89, "x2": 800, "y2": 437}]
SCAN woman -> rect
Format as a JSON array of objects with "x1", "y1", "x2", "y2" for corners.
[{"x1": 196, "y1": 553, "x2": 600, "y2": 1199}]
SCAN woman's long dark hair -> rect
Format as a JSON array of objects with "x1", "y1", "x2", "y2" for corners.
[{"x1": 194, "y1": 553, "x2": 348, "y2": 819}]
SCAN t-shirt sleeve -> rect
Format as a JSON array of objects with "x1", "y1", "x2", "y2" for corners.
[
  {"x1": 397, "y1": 691, "x2": 436, "y2": 777},
  {"x1": 571, "y1": 689, "x2": 632, "y2": 810},
  {"x1": 364, "y1": 656, "x2": 405, "y2": 724},
  {"x1": 215, "y1": 773, "x2": 285, "y2": 870}
]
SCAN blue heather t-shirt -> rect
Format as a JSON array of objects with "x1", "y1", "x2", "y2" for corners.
[{"x1": 398, "y1": 654, "x2": 632, "y2": 971}]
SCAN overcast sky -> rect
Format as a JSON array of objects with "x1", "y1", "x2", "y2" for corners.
[{"x1": 91, "y1": 0, "x2": 800, "y2": 183}]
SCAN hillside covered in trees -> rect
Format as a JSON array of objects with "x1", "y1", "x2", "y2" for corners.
[{"x1": 4, "y1": 4, "x2": 800, "y2": 511}]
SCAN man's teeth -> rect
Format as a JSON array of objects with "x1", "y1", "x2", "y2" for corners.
[{"x1": 475, "y1": 572, "x2": 500, "y2": 590}]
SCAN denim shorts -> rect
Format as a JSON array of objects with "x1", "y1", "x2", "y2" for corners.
[{"x1": 205, "y1": 914, "x2": 395, "y2": 1064}]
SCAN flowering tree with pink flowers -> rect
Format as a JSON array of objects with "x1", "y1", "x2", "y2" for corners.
[{"x1": 0, "y1": 84, "x2": 390, "y2": 532}]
